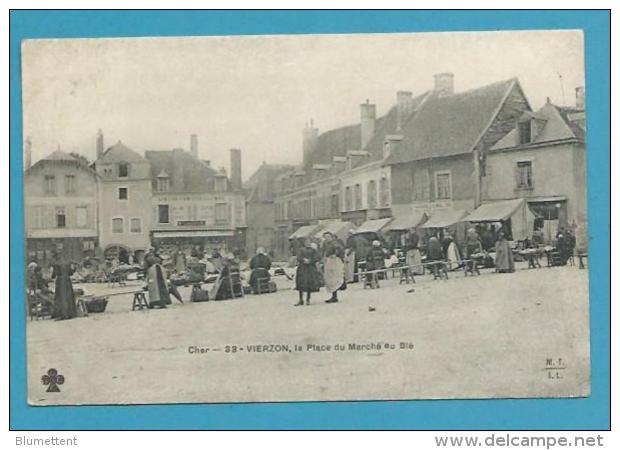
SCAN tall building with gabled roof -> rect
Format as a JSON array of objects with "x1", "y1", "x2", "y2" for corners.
[
  {"x1": 24, "y1": 148, "x2": 99, "y2": 265},
  {"x1": 93, "y1": 139, "x2": 153, "y2": 261}
]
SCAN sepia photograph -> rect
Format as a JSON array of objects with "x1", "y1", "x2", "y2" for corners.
[{"x1": 21, "y1": 30, "x2": 589, "y2": 406}]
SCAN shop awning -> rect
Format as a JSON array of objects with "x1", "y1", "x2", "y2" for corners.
[
  {"x1": 312, "y1": 220, "x2": 356, "y2": 238},
  {"x1": 465, "y1": 198, "x2": 526, "y2": 222},
  {"x1": 419, "y1": 209, "x2": 468, "y2": 229},
  {"x1": 354, "y1": 218, "x2": 393, "y2": 234},
  {"x1": 152, "y1": 230, "x2": 235, "y2": 238},
  {"x1": 289, "y1": 224, "x2": 323, "y2": 240},
  {"x1": 386, "y1": 212, "x2": 428, "y2": 231}
]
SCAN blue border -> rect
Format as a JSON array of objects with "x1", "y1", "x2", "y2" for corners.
[{"x1": 9, "y1": 10, "x2": 610, "y2": 430}]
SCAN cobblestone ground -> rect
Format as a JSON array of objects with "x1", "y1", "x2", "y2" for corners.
[{"x1": 27, "y1": 262, "x2": 590, "y2": 405}]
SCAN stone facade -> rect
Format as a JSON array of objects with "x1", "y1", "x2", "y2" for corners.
[{"x1": 24, "y1": 151, "x2": 99, "y2": 265}]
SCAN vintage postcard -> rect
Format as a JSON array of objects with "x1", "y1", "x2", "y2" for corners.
[{"x1": 22, "y1": 30, "x2": 589, "y2": 405}]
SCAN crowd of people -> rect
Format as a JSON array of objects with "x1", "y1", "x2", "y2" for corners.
[{"x1": 25, "y1": 222, "x2": 580, "y2": 320}]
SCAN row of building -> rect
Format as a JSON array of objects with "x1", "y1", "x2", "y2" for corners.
[
  {"x1": 244, "y1": 73, "x2": 587, "y2": 260},
  {"x1": 24, "y1": 134, "x2": 247, "y2": 265}
]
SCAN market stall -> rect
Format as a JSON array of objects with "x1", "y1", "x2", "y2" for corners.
[{"x1": 464, "y1": 198, "x2": 535, "y2": 242}]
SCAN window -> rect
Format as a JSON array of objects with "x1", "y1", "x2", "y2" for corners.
[
  {"x1": 413, "y1": 168, "x2": 430, "y2": 201},
  {"x1": 435, "y1": 171, "x2": 452, "y2": 200},
  {"x1": 215, "y1": 203, "x2": 229, "y2": 223},
  {"x1": 158, "y1": 205, "x2": 170, "y2": 224},
  {"x1": 518, "y1": 120, "x2": 532, "y2": 145},
  {"x1": 515, "y1": 161, "x2": 533, "y2": 190},
  {"x1": 367, "y1": 180, "x2": 377, "y2": 209},
  {"x1": 118, "y1": 162, "x2": 129, "y2": 178},
  {"x1": 379, "y1": 177, "x2": 390, "y2": 207},
  {"x1": 112, "y1": 217, "x2": 124, "y2": 233},
  {"x1": 56, "y1": 207, "x2": 66, "y2": 228},
  {"x1": 354, "y1": 184, "x2": 362, "y2": 210},
  {"x1": 44, "y1": 175, "x2": 56, "y2": 195},
  {"x1": 118, "y1": 187, "x2": 128, "y2": 200},
  {"x1": 157, "y1": 178, "x2": 170, "y2": 192},
  {"x1": 76, "y1": 206, "x2": 87, "y2": 227},
  {"x1": 130, "y1": 218, "x2": 142, "y2": 233},
  {"x1": 65, "y1": 175, "x2": 76, "y2": 194},
  {"x1": 344, "y1": 186, "x2": 352, "y2": 211},
  {"x1": 215, "y1": 177, "x2": 227, "y2": 192},
  {"x1": 331, "y1": 194, "x2": 339, "y2": 216}
]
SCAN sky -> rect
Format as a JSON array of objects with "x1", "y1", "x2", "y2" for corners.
[{"x1": 21, "y1": 30, "x2": 585, "y2": 180}]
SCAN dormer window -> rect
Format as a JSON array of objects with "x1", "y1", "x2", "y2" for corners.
[
  {"x1": 157, "y1": 178, "x2": 170, "y2": 192},
  {"x1": 518, "y1": 120, "x2": 532, "y2": 145},
  {"x1": 118, "y1": 162, "x2": 129, "y2": 178},
  {"x1": 156, "y1": 170, "x2": 170, "y2": 192}
]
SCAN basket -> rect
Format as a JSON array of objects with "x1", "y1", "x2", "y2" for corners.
[{"x1": 84, "y1": 296, "x2": 109, "y2": 313}]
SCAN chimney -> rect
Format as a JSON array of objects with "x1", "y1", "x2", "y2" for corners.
[
  {"x1": 230, "y1": 148, "x2": 242, "y2": 190},
  {"x1": 96, "y1": 129, "x2": 104, "y2": 160},
  {"x1": 396, "y1": 91, "x2": 413, "y2": 131},
  {"x1": 172, "y1": 147, "x2": 185, "y2": 190},
  {"x1": 302, "y1": 120, "x2": 319, "y2": 168},
  {"x1": 190, "y1": 134, "x2": 199, "y2": 159},
  {"x1": 203, "y1": 160, "x2": 211, "y2": 167},
  {"x1": 575, "y1": 86, "x2": 585, "y2": 109},
  {"x1": 360, "y1": 100, "x2": 376, "y2": 149},
  {"x1": 24, "y1": 136, "x2": 32, "y2": 170},
  {"x1": 434, "y1": 72, "x2": 454, "y2": 96}
]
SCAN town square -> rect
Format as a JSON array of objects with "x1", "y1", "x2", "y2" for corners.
[{"x1": 21, "y1": 31, "x2": 589, "y2": 405}]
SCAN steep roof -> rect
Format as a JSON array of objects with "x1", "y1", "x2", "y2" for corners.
[
  {"x1": 244, "y1": 162, "x2": 295, "y2": 189},
  {"x1": 309, "y1": 123, "x2": 361, "y2": 165},
  {"x1": 145, "y1": 149, "x2": 219, "y2": 193},
  {"x1": 359, "y1": 92, "x2": 430, "y2": 167},
  {"x1": 386, "y1": 78, "x2": 519, "y2": 164},
  {"x1": 42, "y1": 150, "x2": 78, "y2": 162},
  {"x1": 27, "y1": 150, "x2": 96, "y2": 176},
  {"x1": 97, "y1": 141, "x2": 147, "y2": 163},
  {"x1": 245, "y1": 163, "x2": 296, "y2": 202},
  {"x1": 491, "y1": 102, "x2": 585, "y2": 151}
]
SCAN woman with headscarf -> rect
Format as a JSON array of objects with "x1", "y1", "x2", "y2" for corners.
[
  {"x1": 442, "y1": 232, "x2": 462, "y2": 271},
  {"x1": 173, "y1": 244, "x2": 187, "y2": 274},
  {"x1": 494, "y1": 232, "x2": 515, "y2": 273},
  {"x1": 50, "y1": 252, "x2": 77, "y2": 320},
  {"x1": 365, "y1": 240, "x2": 386, "y2": 288},
  {"x1": 294, "y1": 239, "x2": 321, "y2": 306},
  {"x1": 143, "y1": 247, "x2": 172, "y2": 308},
  {"x1": 322, "y1": 232, "x2": 346, "y2": 303},
  {"x1": 249, "y1": 247, "x2": 272, "y2": 294},
  {"x1": 426, "y1": 236, "x2": 445, "y2": 279},
  {"x1": 404, "y1": 229, "x2": 423, "y2": 275},
  {"x1": 464, "y1": 228, "x2": 484, "y2": 274}
]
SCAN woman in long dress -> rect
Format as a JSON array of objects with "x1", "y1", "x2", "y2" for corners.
[
  {"x1": 442, "y1": 232, "x2": 462, "y2": 270},
  {"x1": 322, "y1": 232, "x2": 346, "y2": 304},
  {"x1": 51, "y1": 254, "x2": 77, "y2": 320},
  {"x1": 404, "y1": 229, "x2": 423, "y2": 275},
  {"x1": 144, "y1": 248, "x2": 171, "y2": 308},
  {"x1": 494, "y1": 232, "x2": 515, "y2": 273},
  {"x1": 294, "y1": 239, "x2": 321, "y2": 306}
]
